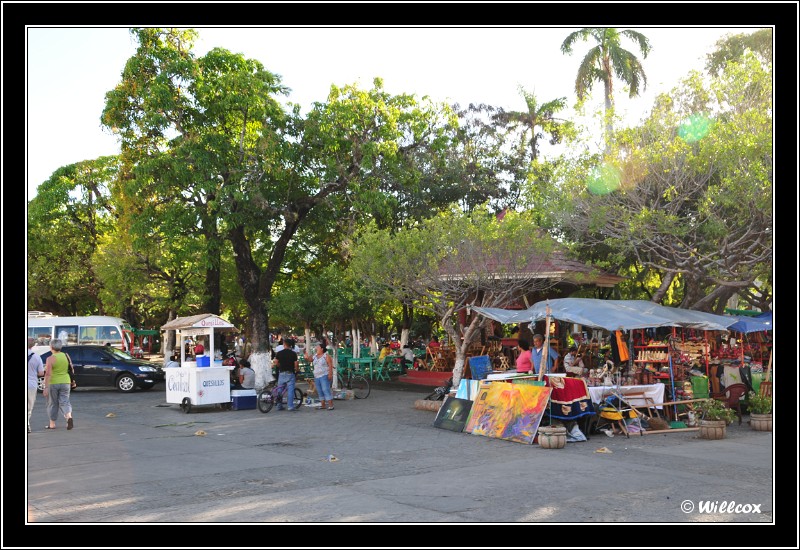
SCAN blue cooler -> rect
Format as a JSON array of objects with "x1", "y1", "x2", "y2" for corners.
[
  {"x1": 196, "y1": 355, "x2": 210, "y2": 367},
  {"x1": 230, "y1": 389, "x2": 256, "y2": 410}
]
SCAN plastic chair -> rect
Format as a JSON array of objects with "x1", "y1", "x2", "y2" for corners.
[{"x1": 710, "y1": 383, "x2": 748, "y2": 425}]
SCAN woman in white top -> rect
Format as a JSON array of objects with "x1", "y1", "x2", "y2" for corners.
[{"x1": 305, "y1": 340, "x2": 335, "y2": 410}]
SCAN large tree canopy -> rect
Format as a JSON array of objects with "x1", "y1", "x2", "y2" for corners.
[
  {"x1": 349, "y1": 206, "x2": 563, "y2": 385},
  {"x1": 558, "y1": 52, "x2": 772, "y2": 313}
]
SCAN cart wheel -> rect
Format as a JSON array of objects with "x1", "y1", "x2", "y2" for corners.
[{"x1": 181, "y1": 397, "x2": 192, "y2": 414}]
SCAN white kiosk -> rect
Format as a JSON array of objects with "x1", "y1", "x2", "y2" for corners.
[{"x1": 161, "y1": 314, "x2": 237, "y2": 413}]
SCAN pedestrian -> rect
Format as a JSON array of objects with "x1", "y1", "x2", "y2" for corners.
[
  {"x1": 165, "y1": 354, "x2": 181, "y2": 368},
  {"x1": 272, "y1": 338, "x2": 299, "y2": 411},
  {"x1": 42, "y1": 339, "x2": 75, "y2": 430},
  {"x1": 27, "y1": 337, "x2": 44, "y2": 433},
  {"x1": 305, "y1": 339, "x2": 335, "y2": 410},
  {"x1": 531, "y1": 333, "x2": 560, "y2": 375}
]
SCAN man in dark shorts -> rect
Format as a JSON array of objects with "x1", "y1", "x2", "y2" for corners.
[{"x1": 272, "y1": 338, "x2": 299, "y2": 411}]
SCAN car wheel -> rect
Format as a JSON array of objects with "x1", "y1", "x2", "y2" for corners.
[
  {"x1": 37, "y1": 377, "x2": 45, "y2": 393},
  {"x1": 116, "y1": 373, "x2": 137, "y2": 392}
]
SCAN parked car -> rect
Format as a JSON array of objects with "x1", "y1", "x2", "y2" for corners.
[{"x1": 39, "y1": 345, "x2": 165, "y2": 393}]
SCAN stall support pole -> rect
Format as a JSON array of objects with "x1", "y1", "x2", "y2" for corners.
[
  {"x1": 668, "y1": 328, "x2": 678, "y2": 420},
  {"x1": 538, "y1": 303, "x2": 551, "y2": 382}
]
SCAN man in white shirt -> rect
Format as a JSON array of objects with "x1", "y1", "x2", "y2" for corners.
[
  {"x1": 27, "y1": 338, "x2": 44, "y2": 433},
  {"x1": 563, "y1": 345, "x2": 586, "y2": 376}
]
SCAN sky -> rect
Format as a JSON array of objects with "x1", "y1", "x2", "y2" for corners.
[{"x1": 26, "y1": 25, "x2": 765, "y2": 198}]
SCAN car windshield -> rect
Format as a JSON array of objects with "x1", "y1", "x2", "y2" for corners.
[{"x1": 109, "y1": 349, "x2": 134, "y2": 360}]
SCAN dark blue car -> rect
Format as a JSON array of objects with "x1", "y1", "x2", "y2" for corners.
[{"x1": 39, "y1": 345, "x2": 164, "y2": 392}]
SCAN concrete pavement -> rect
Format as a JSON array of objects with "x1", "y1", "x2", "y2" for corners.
[{"x1": 22, "y1": 379, "x2": 779, "y2": 534}]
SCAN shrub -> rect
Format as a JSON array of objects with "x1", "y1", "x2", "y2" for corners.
[
  {"x1": 746, "y1": 391, "x2": 772, "y2": 414},
  {"x1": 695, "y1": 398, "x2": 737, "y2": 424}
]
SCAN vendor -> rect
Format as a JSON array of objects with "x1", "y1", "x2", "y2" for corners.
[
  {"x1": 531, "y1": 333, "x2": 560, "y2": 375},
  {"x1": 563, "y1": 345, "x2": 586, "y2": 377},
  {"x1": 194, "y1": 338, "x2": 205, "y2": 357}
]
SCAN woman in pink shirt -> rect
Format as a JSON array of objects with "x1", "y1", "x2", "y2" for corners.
[{"x1": 515, "y1": 339, "x2": 533, "y2": 374}]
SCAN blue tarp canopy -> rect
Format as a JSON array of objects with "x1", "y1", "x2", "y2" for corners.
[
  {"x1": 726, "y1": 311, "x2": 772, "y2": 334},
  {"x1": 474, "y1": 298, "x2": 747, "y2": 332}
]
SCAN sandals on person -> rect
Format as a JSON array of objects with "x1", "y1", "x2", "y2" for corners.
[
  {"x1": 67, "y1": 417, "x2": 74, "y2": 430},
  {"x1": 45, "y1": 425, "x2": 56, "y2": 430},
  {"x1": 327, "y1": 405, "x2": 335, "y2": 410}
]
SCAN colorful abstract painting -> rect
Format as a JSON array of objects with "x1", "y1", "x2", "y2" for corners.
[
  {"x1": 433, "y1": 396, "x2": 473, "y2": 432},
  {"x1": 464, "y1": 381, "x2": 552, "y2": 444}
]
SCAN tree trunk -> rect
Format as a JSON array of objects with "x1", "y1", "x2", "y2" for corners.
[
  {"x1": 202, "y1": 260, "x2": 221, "y2": 315},
  {"x1": 248, "y1": 307, "x2": 273, "y2": 391},
  {"x1": 651, "y1": 271, "x2": 676, "y2": 304}
]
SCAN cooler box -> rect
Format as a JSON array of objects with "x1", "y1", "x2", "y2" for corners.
[
  {"x1": 196, "y1": 355, "x2": 210, "y2": 367},
  {"x1": 230, "y1": 389, "x2": 256, "y2": 410}
]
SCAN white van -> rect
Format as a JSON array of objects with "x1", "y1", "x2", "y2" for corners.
[{"x1": 27, "y1": 314, "x2": 136, "y2": 356}]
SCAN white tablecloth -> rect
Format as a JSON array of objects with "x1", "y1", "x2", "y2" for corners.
[{"x1": 588, "y1": 384, "x2": 665, "y2": 409}]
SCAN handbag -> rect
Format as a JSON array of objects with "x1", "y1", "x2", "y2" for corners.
[{"x1": 66, "y1": 353, "x2": 77, "y2": 389}]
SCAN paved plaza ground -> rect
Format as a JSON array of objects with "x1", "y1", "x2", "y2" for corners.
[{"x1": 18, "y1": 378, "x2": 785, "y2": 546}]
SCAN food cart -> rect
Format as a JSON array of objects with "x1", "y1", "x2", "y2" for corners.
[{"x1": 160, "y1": 314, "x2": 238, "y2": 413}]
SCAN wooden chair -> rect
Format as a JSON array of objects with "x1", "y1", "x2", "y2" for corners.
[
  {"x1": 427, "y1": 346, "x2": 447, "y2": 371},
  {"x1": 710, "y1": 383, "x2": 748, "y2": 425},
  {"x1": 759, "y1": 381, "x2": 772, "y2": 399}
]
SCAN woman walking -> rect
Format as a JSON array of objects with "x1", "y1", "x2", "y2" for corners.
[
  {"x1": 42, "y1": 339, "x2": 74, "y2": 430},
  {"x1": 305, "y1": 340, "x2": 335, "y2": 410}
]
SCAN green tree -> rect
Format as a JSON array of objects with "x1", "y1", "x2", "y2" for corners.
[
  {"x1": 558, "y1": 52, "x2": 772, "y2": 313},
  {"x1": 349, "y1": 206, "x2": 562, "y2": 385},
  {"x1": 705, "y1": 29, "x2": 772, "y2": 77},
  {"x1": 491, "y1": 87, "x2": 573, "y2": 162},
  {"x1": 27, "y1": 157, "x2": 120, "y2": 315},
  {"x1": 561, "y1": 27, "x2": 651, "y2": 140},
  {"x1": 102, "y1": 28, "x2": 288, "y2": 318}
]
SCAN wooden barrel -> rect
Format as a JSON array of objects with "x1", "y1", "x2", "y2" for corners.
[
  {"x1": 538, "y1": 426, "x2": 567, "y2": 449},
  {"x1": 698, "y1": 419, "x2": 727, "y2": 440},
  {"x1": 750, "y1": 413, "x2": 772, "y2": 432}
]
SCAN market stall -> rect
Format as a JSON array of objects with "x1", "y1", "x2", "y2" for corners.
[
  {"x1": 473, "y1": 298, "x2": 754, "y2": 434},
  {"x1": 160, "y1": 314, "x2": 238, "y2": 413}
]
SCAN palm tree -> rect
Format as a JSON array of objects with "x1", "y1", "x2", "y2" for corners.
[
  {"x1": 492, "y1": 87, "x2": 572, "y2": 162},
  {"x1": 561, "y1": 28, "x2": 651, "y2": 140}
]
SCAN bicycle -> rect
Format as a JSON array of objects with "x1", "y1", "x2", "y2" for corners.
[
  {"x1": 257, "y1": 381, "x2": 304, "y2": 413},
  {"x1": 333, "y1": 365, "x2": 370, "y2": 399},
  {"x1": 424, "y1": 377, "x2": 453, "y2": 401}
]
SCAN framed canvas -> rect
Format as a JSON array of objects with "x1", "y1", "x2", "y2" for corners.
[
  {"x1": 433, "y1": 396, "x2": 473, "y2": 432},
  {"x1": 464, "y1": 381, "x2": 552, "y2": 444}
]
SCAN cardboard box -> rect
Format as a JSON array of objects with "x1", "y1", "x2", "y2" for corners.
[{"x1": 333, "y1": 389, "x2": 355, "y2": 400}]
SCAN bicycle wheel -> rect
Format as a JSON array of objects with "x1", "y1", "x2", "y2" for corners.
[
  {"x1": 257, "y1": 388, "x2": 274, "y2": 413},
  {"x1": 292, "y1": 388, "x2": 304, "y2": 410},
  {"x1": 349, "y1": 375, "x2": 370, "y2": 399}
]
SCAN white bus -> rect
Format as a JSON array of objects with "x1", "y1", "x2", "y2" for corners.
[{"x1": 27, "y1": 314, "x2": 136, "y2": 356}]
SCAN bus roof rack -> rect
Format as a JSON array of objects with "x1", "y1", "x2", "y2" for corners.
[{"x1": 28, "y1": 311, "x2": 54, "y2": 318}]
